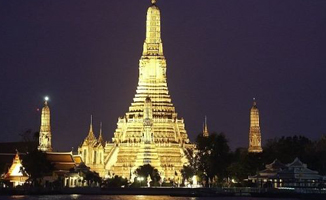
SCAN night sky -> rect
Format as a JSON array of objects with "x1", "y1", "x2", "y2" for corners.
[{"x1": 1, "y1": 0, "x2": 326, "y2": 151}]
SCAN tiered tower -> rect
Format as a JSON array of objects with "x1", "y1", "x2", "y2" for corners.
[
  {"x1": 38, "y1": 97, "x2": 52, "y2": 152},
  {"x1": 104, "y1": 0, "x2": 193, "y2": 180},
  {"x1": 248, "y1": 98, "x2": 263, "y2": 153}
]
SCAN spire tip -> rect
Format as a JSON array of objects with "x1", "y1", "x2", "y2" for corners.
[
  {"x1": 44, "y1": 96, "x2": 49, "y2": 105},
  {"x1": 253, "y1": 98, "x2": 257, "y2": 106}
]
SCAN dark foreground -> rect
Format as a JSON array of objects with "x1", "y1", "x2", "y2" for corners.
[{"x1": 1, "y1": 187, "x2": 326, "y2": 199}]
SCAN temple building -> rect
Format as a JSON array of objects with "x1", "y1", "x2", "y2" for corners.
[
  {"x1": 248, "y1": 98, "x2": 263, "y2": 153},
  {"x1": 249, "y1": 158, "x2": 324, "y2": 188},
  {"x1": 79, "y1": 0, "x2": 194, "y2": 180},
  {"x1": 3, "y1": 152, "x2": 28, "y2": 187},
  {"x1": 38, "y1": 97, "x2": 52, "y2": 152},
  {"x1": 78, "y1": 116, "x2": 105, "y2": 177}
]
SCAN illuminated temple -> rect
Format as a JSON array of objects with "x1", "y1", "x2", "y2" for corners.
[
  {"x1": 79, "y1": 0, "x2": 194, "y2": 180},
  {"x1": 248, "y1": 99, "x2": 263, "y2": 153}
]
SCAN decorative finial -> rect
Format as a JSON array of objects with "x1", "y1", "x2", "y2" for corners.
[
  {"x1": 44, "y1": 96, "x2": 49, "y2": 105},
  {"x1": 151, "y1": 0, "x2": 156, "y2": 4},
  {"x1": 90, "y1": 115, "x2": 93, "y2": 126},
  {"x1": 253, "y1": 98, "x2": 257, "y2": 106},
  {"x1": 98, "y1": 121, "x2": 105, "y2": 145}
]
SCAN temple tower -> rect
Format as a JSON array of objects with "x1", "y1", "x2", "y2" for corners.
[
  {"x1": 203, "y1": 116, "x2": 209, "y2": 137},
  {"x1": 248, "y1": 98, "x2": 263, "y2": 153},
  {"x1": 38, "y1": 97, "x2": 52, "y2": 152},
  {"x1": 104, "y1": 0, "x2": 193, "y2": 180}
]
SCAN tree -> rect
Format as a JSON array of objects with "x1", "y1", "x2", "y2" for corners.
[
  {"x1": 304, "y1": 135, "x2": 326, "y2": 175},
  {"x1": 19, "y1": 129, "x2": 39, "y2": 143},
  {"x1": 262, "y1": 135, "x2": 312, "y2": 164},
  {"x1": 196, "y1": 132, "x2": 232, "y2": 186},
  {"x1": 103, "y1": 175, "x2": 128, "y2": 188},
  {"x1": 135, "y1": 164, "x2": 161, "y2": 186},
  {"x1": 72, "y1": 162, "x2": 101, "y2": 186},
  {"x1": 84, "y1": 171, "x2": 101, "y2": 186},
  {"x1": 228, "y1": 148, "x2": 264, "y2": 185},
  {"x1": 22, "y1": 150, "x2": 53, "y2": 186},
  {"x1": 181, "y1": 165, "x2": 195, "y2": 184}
]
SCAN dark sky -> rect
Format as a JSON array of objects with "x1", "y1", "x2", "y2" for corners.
[{"x1": 1, "y1": 0, "x2": 326, "y2": 151}]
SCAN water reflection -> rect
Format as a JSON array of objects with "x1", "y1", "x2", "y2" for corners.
[{"x1": 9, "y1": 196, "x2": 26, "y2": 199}]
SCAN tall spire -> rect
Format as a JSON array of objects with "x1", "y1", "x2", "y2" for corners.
[
  {"x1": 203, "y1": 116, "x2": 209, "y2": 137},
  {"x1": 38, "y1": 96, "x2": 52, "y2": 152},
  {"x1": 253, "y1": 97, "x2": 257, "y2": 106},
  {"x1": 85, "y1": 115, "x2": 96, "y2": 143},
  {"x1": 98, "y1": 122, "x2": 105, "y2": 146},
  {"x1": 248, "y1": 98, "x2": 263, "y2": 153},
  {"x1": 107, "y1": 0, "x2": 192, "y2": 180},
  {"x1": 90, "y1": 115, "x2": 93, "y2": 133},
  {"x1": 143, "y1": 0, "x2": 163, "y2": 56}
]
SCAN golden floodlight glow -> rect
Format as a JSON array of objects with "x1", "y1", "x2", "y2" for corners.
[
  {"x1": 78, "y1": 0, "x2": 194, "y2": 180},
  {"x1": 248, "y1": 98, "x2": 263, "y2": 153},
  {"x1": 38, "y1": 96, "x2": 53, "y2": 152}
]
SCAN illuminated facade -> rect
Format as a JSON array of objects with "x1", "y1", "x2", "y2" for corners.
[
  {"x1": 38, "y1": 97, "x2": 52, "y2": 152},
  {"x1": 248, "y1": 99, "x2": 263, "y2": 153},
  {"x1": 4, "y1": 152, "x2": 28, "y2": 187},
  {"x1": 78, "y1": 0, "x2": 194, "y2": 180},
  {"x1": 78, "y1": 116, "x2": 106, "y2": 176}
]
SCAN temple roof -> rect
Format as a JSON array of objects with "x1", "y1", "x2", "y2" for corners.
[
  {"x1": 46, "y1": 152, "x2": 76, "y2": 171},
  {"x1": 46, "y1": 152, "x2": 74, "y2": 162},
  {"x1": 287, "y1": 157, "x2": 307, "y2": 168},
  {"x1": 73, "y1": 155, "x2": 82, "y2": 165},
  {"x1": 0, "y1": 153, "x2": 17, "y2": 175},
  {"x1": 265, "y1": 159, "x2": 287, "y2": 170},
  {"x1": 271, "y1": 167, "x2": 320, "y2": 180},
  {"x1": 4, "y1": 152, "x2": 28, "y2": 179}
]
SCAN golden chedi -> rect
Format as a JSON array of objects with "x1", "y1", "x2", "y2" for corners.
[
  {"x1": 101, "y1": 0, "x2": 193, "y2": 180},
  {"x1": 38, "y1": 97, "x2": 53, "y2": 152},
  {"x1": 248, "y1": 98, "x2": 263, "y2": 153}
]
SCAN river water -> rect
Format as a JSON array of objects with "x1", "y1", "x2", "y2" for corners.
[{"x1": 1, "y1": 195, "x2": 300, "y2": 200}]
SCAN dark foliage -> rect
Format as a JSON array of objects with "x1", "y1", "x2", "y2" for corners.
[
  {"x1": 196, "y1": 134, "x2": 326, "y2": 186},
  {"x1": 181, "y1": 165, "x2": 195, "y2": 181},
  {"x1": 135, "y1": 164, "x2": 161, "y2": 185},
  {"x1": 21, "y1": 150, "x2": 53, "y2": 186},
  {"x1": 196, "y1": 132, "x2": 232, "y2": 184},
  {"x1": 102, "y1": 175, "x2": 128, "y2": 188}
]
